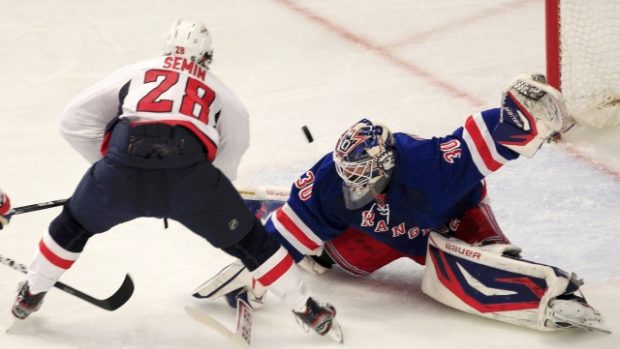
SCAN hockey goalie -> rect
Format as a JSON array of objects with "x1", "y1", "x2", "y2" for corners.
[{"x1": 194, "y1": 73, "x2": 609, "y2": 333}]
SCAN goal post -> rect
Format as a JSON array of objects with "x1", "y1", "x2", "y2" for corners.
[{"x1": 545, "y1": 0, "x2": 620, "y2": 128}]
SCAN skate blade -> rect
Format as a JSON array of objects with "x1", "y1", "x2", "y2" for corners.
[
  {"x1": 5, "y1": 316, "x2": 23, "y2": 333},
  {"x1": 327, "y1": 318, "x2": 344, "y2": 344},
  {"x1": 555, "y1": 314, "x2": 612, "y2": 334}
]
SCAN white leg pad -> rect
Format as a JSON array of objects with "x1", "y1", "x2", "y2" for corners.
[
  {"x1": 193, "y1": 260, "x2": 267, "y2": 309},
  {"x1": 422, "y1": 232, "x2": 572, "y2": 331}
]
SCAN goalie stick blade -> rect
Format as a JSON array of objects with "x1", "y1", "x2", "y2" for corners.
[
  {"x1": 185, "y1": 306, "x2": 250, "y2": 349},
  {"x1": 53, "y1": 274, "x2": 134, "y2": 311},
  {"x1": 236, "y1": 297, "x2": 253, "y2": 346}
]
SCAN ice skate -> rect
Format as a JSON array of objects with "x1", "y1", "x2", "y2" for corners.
[
  {"x1": 293, "y1": 297, "x2": 344, "y2": 343},
  {"x1": 12, "y1": 281, "x2": 46, "y2": 320},
  {"x1": 544, "y1": 273, "x2": 609, "y2": 333},
  {"x1": 546, "y1": 293, "x2": 610, "y2": 333}
]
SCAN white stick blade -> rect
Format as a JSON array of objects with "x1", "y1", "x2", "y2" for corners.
[{"x1": 184, "y1": 306, "x2": 250, "y2": 349}]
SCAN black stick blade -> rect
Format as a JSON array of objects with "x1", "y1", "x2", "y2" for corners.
[{"x1": 53, "y1": 274, "x2": 134, "y2": 311}]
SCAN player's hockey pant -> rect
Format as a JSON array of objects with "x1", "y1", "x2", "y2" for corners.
[
  {"x1": 25, "y1": 123, "x2": 283, "y2": 294},
  {"x1": 324, "y1": 202, "x2": 510, "y2": 276}
]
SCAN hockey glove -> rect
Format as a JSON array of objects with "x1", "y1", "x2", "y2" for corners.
[
  {"x1": 496, "y1": 73, "x2": 571, "y2": 158},
  {"x1": 0, "y1": 191, "x2": 13, "y2": 229}
]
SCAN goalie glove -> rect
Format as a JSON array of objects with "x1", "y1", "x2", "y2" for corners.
[
  {"x1": 0, "y1": 190, "x2": 12, "y2": 229},
  {"x1": 495, "y1": 73, "x2": 571, "y2": 158}
]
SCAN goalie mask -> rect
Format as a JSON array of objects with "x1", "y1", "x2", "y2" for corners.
[
  {"x1": 163, "y1": 19, "x2": 214, "y2": 67},
  {"x1": 333, "y1": 119, "x2": 395, "y2": 209}
]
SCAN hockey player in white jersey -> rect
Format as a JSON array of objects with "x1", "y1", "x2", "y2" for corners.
[
  {"x1": 0, "y1": 188, "x2": 12, "y2": 229},
  {"x1": 196, "y1": 73, "x2": 608, "y2": 333},
  {"x1": 10, "y1": 18, "x2": 341, "y2": 341}
]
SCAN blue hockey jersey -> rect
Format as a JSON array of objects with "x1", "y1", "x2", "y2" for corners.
[{"x1": 265, "y1": 108, "x2": 521, "y2": 260}]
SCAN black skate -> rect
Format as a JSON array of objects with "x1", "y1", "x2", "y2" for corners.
[
  {"x1": 12, "y1": 281, "x2": 46, "y2": 320},
  {"x1": 293, "y1": 297, "x2": 344, "y2": 343}
]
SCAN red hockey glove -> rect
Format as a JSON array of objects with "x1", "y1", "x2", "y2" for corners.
[{"x1": 0, "y1": 191, "x2": 13, "y2": 229}]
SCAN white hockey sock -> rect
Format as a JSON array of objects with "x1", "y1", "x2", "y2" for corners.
[
  {"x1": 251, "y1": 247, "x2": 309, "y2": 311},
  {"x1": 27, "y1": 231, "x2": 81, "y2": 294}
]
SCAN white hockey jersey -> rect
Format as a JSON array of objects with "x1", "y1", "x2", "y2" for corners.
[{"x1": 59, "y1": 56, "x2": 250, "y2": 180}]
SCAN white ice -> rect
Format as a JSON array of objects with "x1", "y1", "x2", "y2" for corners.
[{"x1": 0, "y1": 1, "x2": 618, "y2": 348}]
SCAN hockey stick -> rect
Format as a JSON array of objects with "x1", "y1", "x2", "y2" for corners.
[
  {"x1": 185, "y1": 296, "x2": 253, "y2": 349},
  {"x1": 0, "y1": 254, "x2": 134, "y2": 311},
  {"x1": 10, "y1": 184, "x2": 290, "y2": 217},
  {"x1": 12, "y1": 199, "x2": 68, "y2": 215},
  {"x1": 9, "y1": 186, "x2": 288, "y2": 217}
]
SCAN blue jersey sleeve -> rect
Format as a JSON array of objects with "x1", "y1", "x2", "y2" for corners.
[
  {"x1": 264, "y1": 153, "x2": 350, "y2": 261},
  {"x1": 393, "y1": 108, "x2": 519, "y2": 207}
]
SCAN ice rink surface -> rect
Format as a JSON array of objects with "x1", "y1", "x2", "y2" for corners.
[{"x1": 0, "y1": 1, "x2": 618, "y2": 348}]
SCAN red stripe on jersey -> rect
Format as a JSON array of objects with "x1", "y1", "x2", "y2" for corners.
[
  {"x1": 38, "y1": 239, "x2": 75, "y2": 269},
  {"x1": 257, "y1": 253, "x2": 294, "y2": 286},
  {"x1": 276, "y1": 208, "x2": 321, "y2": 251},
  {"x1": 464, "y1": 116, "x2": 503, "y2": 172}
]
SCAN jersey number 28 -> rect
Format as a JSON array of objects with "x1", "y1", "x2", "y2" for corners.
[{"x1": 136, "y1": 69, "x2": 215, "y2": 124}]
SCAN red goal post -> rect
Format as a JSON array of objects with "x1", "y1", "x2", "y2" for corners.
[{"x1": 546, "y1": 0, "x2": 620, "y2": 128}]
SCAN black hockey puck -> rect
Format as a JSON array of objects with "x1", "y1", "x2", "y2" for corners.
[{"x1": 302, "y1": 125, "x2": 314, "y2": 143}]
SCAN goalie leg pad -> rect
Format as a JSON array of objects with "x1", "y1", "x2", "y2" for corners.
[
  {"x1": 193, "y1": 260, "x2": 266, "y2": 309},
  {"x1": 421, "y1": 232, "x2": 579, "y2": 331}
]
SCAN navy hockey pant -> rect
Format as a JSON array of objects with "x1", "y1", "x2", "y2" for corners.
[{"x1": 47, "y1": 123, "x2": 280, "y2": 270}]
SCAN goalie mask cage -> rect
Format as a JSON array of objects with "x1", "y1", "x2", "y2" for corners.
[{"x1": 546, "y1": 0, "x2": 620, "y2": 128}]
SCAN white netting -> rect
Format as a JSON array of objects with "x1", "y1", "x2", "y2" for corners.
[{"x1": 559, "y1": 0, "x2": 620, "y2": 128}]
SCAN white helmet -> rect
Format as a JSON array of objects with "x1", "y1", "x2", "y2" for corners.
[{"x1": 163, "y1": 19, "x2": 214, "y2": 67}]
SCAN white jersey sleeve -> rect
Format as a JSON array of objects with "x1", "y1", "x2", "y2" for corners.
[
  {"x1": 59, "y1": 64, "x2": 139, "y2": 163},
  {"x1": 208, "y1": 73, "x2": 250, "y2": 181}
]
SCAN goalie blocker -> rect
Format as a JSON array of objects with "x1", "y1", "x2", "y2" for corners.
[{"x1": 422, "y1": 232, "x2": 609, "y2": 332}]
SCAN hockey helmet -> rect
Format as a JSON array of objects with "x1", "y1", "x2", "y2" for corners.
[
  {"x1": 333, "y1": 119, "x2": 395, "y2": 190},
  {"x1": 163, "y1": 19, "x2": 214, "y2": 67}
]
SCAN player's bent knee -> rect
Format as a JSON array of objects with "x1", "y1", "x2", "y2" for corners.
[
  {"x1": 49, "y1": 206, "x2": 95, "y2": 253},
  {"x1": 222, "y1": 219, "x2": 280, "y2": 271}
]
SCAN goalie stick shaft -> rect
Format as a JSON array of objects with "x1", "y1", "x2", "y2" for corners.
[{"x1": 0, "y1": 253, "x2": 134, "y2": 311}]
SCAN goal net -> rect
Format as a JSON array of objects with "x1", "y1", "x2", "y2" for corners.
[{"x1": 546, "y1": 0, "x2": 620, "y2": 128}]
